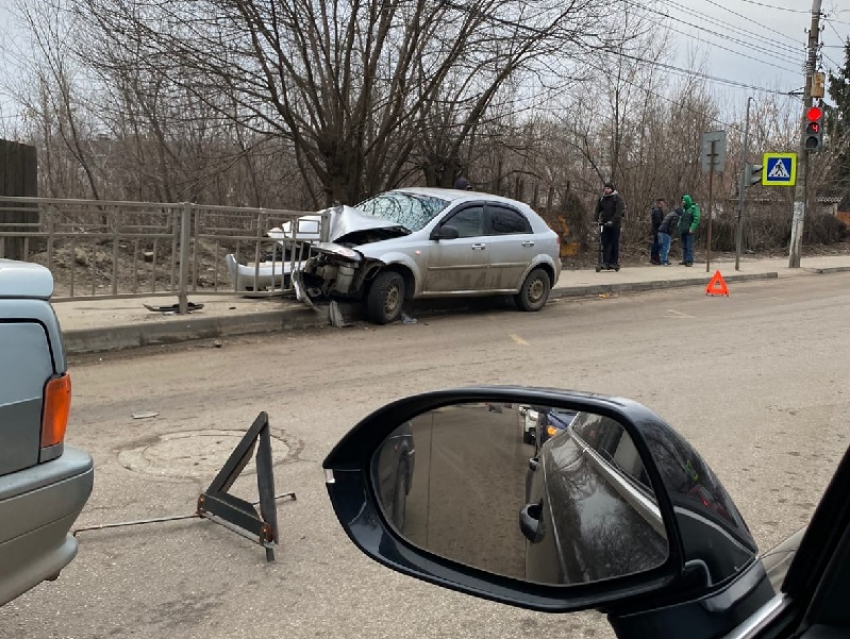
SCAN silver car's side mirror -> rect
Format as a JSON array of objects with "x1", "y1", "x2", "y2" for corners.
[{"x1": 430, "y1": 225, "x2": 460, "y2": 241}]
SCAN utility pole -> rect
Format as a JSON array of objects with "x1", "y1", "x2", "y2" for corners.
[{"x1": 788, "y1": 0, "x2": 822, "y2": 268}]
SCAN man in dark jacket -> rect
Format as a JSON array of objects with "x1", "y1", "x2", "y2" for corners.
[
  {"x1": 594, "y1": 182, "x2": 626, "y2": 270},
  {"x1": 649, "y1": 198, "x2": 667, "y2": 265},
  {"x1": 658, "y1": 206, "x2": 682, "y2": 266},
  {"x1": 677, "y1": 195, "x2": 701, "y2": 266}
]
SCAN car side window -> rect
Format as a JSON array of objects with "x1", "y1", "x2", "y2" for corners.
[
  {"x1": 572, "y1": 413, "x2": 652, "y2": 491},
  {"x1": 443, "y1": 206, "x2": 484, "y2": 238},
  {"x1": 486, "y1": 205, "x2": 532, "y2": 235}
]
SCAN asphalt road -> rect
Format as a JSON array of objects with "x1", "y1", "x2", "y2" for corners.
[
  {"x1": 399, "y1": 404, "x2": 530, "y2": 581},
  {"x1": 3, "y1": 273, "x2": 850, "y2": 639}
]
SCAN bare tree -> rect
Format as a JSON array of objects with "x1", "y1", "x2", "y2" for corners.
[{"x1": 69, "y1": 0, "x2": 629, "y2": 207}]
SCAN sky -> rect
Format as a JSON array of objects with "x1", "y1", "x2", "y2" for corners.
[
  {"x1": 0, "y1": 0, "x2": 848, "y2": 130},
  {"x1": 652, "y1": 0, "x2": 850, "y2": 104}
]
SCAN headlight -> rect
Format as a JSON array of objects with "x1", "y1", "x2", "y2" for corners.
[{"x1": 314, "y1": 242, "x2": 362, "y2": 262}]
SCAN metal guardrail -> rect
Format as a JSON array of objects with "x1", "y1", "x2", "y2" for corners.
[{"x1": 0, "y1": 196, "x2": 328, "y2": 313}]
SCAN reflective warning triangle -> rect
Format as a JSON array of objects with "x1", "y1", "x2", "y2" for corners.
[{"x1": 706, "y1": 271, "x2": 729, "y2": 296}]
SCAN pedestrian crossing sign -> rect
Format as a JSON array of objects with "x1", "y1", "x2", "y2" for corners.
[{"x1": 761, "y1": 153, "x2": 797, "y2": 186}]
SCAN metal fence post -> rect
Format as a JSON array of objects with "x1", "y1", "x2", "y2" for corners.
[
  {"x1": 320, "y1": 209, "x2": 331, "y2": 242},
  {"x1": 178, "y1": 202, "x2": 192, "y2": 314}
]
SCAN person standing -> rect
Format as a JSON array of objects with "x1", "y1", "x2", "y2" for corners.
[
  {"x1": 658, "y1": 205, "x2": 682, "y2": 266},
  {"x1": 453, "y1": 177, "x2": 473, "y2": 190},
  {"x1": 594, "y1": 182, "x2": 626, "y2": 270},
  {"x1": 649, "y1": 198, "x2": 667, "y2": 265},
  {"x1": 678, "y1": 195, "x2": 700, "y2": 267}
]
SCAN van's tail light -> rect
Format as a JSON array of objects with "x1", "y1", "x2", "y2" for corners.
[{"x1": 42, "y1": 373, "x2": 72, "y2": 450}]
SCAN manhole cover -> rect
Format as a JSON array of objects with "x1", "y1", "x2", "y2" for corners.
[{"x1": 118, "y1": 429, "x2": 290, "y2": 478}]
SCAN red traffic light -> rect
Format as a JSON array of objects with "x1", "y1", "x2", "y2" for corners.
[
  {"x1": 807, "y1": 106, "x2": 823, "y2": 121},
  {"x1": 807, "y1": 122, "x2": 820, "y2": 134}
]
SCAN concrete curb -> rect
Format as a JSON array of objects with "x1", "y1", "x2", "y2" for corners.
[
  {"x1": 64, "y1": 308, "x2": 326, "y2": 355},
  {"x1": 63, "y1": 270, "x2": 781, "y2": 355},
  {"x1": 549, "y1": 271, "x2": 779, "y2": 300}
]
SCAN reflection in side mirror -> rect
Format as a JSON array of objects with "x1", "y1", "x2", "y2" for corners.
[{"x1": 371, "y1": 403, "x2": 669, "y2": 586}]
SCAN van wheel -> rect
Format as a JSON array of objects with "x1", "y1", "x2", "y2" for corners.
[
  {"x1": 515, "y1": 268, "x2": 551, "y2": 312},
  {"x1": 366, "y1": 271, "x2": 405, "y2": 324}
]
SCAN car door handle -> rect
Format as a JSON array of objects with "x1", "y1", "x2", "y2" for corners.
[
  {"x1": 522, "y1": 240, "x2": 535, "y2": 247},
  {"x1": 471, "y1": 244, "x2": 486, "y2": 250},
  {"x1": 519, "y1": 502, "x2": 545, "y2": 543}
]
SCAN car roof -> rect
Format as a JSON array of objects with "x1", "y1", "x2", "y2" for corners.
[
  {"x1": 392, "y1": 187, "x2": 536, "y2": 210},
  {"x1": 0, "y1": 259, "x2": 54, "y2": 300}
]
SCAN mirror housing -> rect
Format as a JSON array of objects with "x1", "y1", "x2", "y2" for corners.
[
  {"x1": 323, "y1": 386, "x2": 760, "y2": 615},
  {"x1": 430, "y1": 225, "x2": 460, "y2": 241}
]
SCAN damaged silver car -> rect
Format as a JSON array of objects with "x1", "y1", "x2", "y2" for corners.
[{"x1": 292, "y1": 187, "x2": 562, "y2": 324}]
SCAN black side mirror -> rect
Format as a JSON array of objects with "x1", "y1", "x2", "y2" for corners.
[
  {"x1": 430, "y1": 225, "x2": 459, "y2": 241},
  {"x1": 323, "y1": 386, "x2": 765, "y2": 630}
]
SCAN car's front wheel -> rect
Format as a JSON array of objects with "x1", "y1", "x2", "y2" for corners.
[
  {"x1": 515, "y1": 268, "x2": 551, "y2": 312},
  {"x1": 366, "y1": 270, "x2": 405, "y2": 324}
]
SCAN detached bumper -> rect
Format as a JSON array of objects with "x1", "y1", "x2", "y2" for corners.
[{"x1": 225, "y1": 254, "x2": 305, "y2": 294}]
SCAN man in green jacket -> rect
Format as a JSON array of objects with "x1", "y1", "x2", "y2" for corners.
[{"x1": 678, "y1": 195, "x2": 700, "y2": 267}]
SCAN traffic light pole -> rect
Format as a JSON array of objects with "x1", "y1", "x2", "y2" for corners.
[
  {"x1": 788, "y1": 0, "x2": 822, "y2": 269},
  {"x1": 735, "y1": 98, "x2": 754, "y2": 271}
]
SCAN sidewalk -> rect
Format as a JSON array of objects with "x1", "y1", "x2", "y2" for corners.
[{"x1": 56, "y1": 254, "x2": 850, "y2": 355}]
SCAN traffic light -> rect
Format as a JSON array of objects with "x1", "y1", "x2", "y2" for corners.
[
  {"x1": 804, "y1": 106, "x2": 823, "y2": 151},
  {"x1": 744, "y1": 163, "x2": 763, "y2": 186}
]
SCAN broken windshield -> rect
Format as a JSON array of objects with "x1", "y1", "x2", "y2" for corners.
[{"x1": 356, "y1": 192, "x2": 450, "y2": 232}]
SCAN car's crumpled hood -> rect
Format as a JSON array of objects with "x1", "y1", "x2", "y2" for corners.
[
  {"x1": 324, "y1": 205, "x2": 407, "y2": 243},
  {"x1": 273, "y1": 205, "x2": 407, "y2": 244}
]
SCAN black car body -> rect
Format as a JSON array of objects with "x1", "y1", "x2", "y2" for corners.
[{"x1": 524, "y1": 410, "x2": 754, "y2": 587}]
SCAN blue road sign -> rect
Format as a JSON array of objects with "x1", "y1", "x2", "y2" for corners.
[{"x1": 762, "y1": 153, "x2": 797, "y2": 186}]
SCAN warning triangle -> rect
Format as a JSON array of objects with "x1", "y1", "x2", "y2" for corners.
[
  {"x1": 768, "y1": 160, "x2": 790, "y2": 179},
  {"x1": 706, "y1": 271, "x2": 729, "y2": 296}
]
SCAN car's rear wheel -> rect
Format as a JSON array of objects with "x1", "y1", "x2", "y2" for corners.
[
  {"x1": 366, "y1": 271, "x2": 405, "y2": 324},
  {"x1": 515, "y1": 268, "x2": 551, "y2": 312}
]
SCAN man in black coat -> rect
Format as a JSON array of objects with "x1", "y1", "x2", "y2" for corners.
[
  {"x1": 649, "y1": 198, "x2": 667, "y2": 265},
  {"x1": 594, "y1": 182, "x2": 626, "y2": 270}
]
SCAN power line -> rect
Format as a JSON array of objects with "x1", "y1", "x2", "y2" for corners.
[
  {"x1": 443, "y1": 1, "x2": 801, "y2": 97},
  {"x1": 737, "y1": 0, "x2": 807, "y2": 14},
  {"x1": 604, "y1": 49, "x2": 798, "y2": 96},
  {"x1": 608, "y1": 70, "x2": 733, "y2": 129},
  {"x1": 620, "y1": 0, "x2": 802, "y2": 71},
  {"x1": 825, "y1": 15, "x2": 850, "y2": 27},
  {"x1": 661, "y1": 0, "x2": 802, "y2": 54},
  {"x1": 825, "y1": 18, "x2": 848, "y2": 45},
  {"x1": 697, "y1": 0, "x2": 801, "y2": 46},
  {"x1": 823, "y1": 19, "x2": 847, "y2": 70}
]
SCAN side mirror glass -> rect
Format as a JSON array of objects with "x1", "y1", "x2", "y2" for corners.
[
  {"x1": 430, "y1": 225, "x2": 459, "y2": 241},
  {"x1": 371, "y1": 402, "x2": 669, "y2": 585}
]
